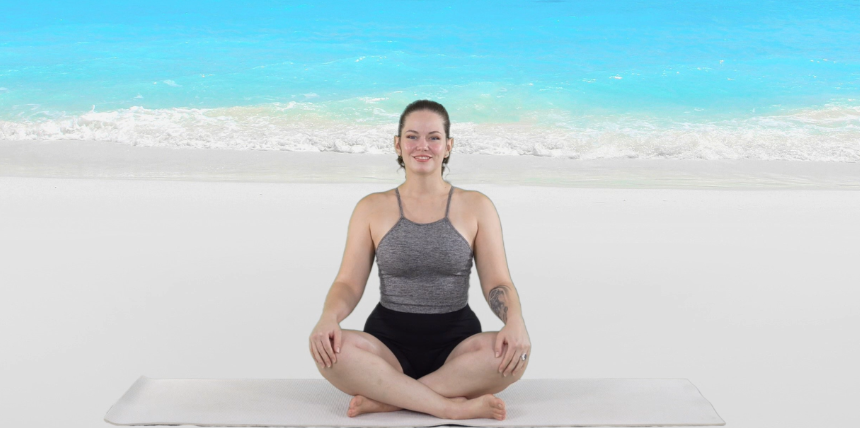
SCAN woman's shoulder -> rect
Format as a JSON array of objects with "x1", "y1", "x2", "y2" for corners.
[{"x1": 367, "y1": 185, "x2": 484, "y2": 205}]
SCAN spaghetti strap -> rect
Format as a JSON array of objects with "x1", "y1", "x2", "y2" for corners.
[
  {"x1": 376, "y1": 183, "x2": 472, "y2": 314},
  {"x1": 394, "y1": 188, "x2": 404, "y2": 218},
  {"x1": 444, "y1": 185, "x2": 455, "y2": 218}
]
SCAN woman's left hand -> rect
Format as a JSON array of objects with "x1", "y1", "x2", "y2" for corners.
[{"x1": 494, "y1": 318, "x2": 531, "y2": 377}]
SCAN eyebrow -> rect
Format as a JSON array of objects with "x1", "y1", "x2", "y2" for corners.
[{"x1": 406, "y1": 130, "x2": 441, "y2": 134}]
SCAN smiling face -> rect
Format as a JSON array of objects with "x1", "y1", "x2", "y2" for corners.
[{"x1": 395, "y1": 109, "x2": 453, "y2": 174}]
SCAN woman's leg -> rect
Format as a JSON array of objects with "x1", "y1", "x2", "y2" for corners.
[
  {"x1": 374, "y1": 331, "x2": 526, "y2": 399},
  {"x1": 421, "y1": 332, "x2": 526, "y2": 398},
  {"x1": 344, "y1": 332, "x2": 522, "y2": 418},
  {"x1": 317, "y1": 330, "x2": 504, "y2": 420}
]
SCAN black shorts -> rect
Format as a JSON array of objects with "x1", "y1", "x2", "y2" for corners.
[{"x1": 363, "y1": 301, "x2": 482, "y2": 380}]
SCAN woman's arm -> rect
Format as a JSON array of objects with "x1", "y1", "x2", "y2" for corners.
[
  {"x1": 322, "y1": 194, "x2": 376, "y2": 322},
  {"x1": 472, "y1": 191, "x2": 525, "y2": 325},
  {"x1": 488, "y1": 284, "x2": 523, "y2": 325}
]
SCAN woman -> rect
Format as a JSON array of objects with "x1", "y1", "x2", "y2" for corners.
[{"x1": 309, "y1": 100, "x2": 531, "y2": 421}]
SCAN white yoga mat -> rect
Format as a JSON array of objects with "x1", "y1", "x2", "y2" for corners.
[{"x1": 104, "y1": 376, "x2": 725, "y2": 427}]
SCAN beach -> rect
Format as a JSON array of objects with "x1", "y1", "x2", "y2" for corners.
[
  {"x1": 1, "y1": 140, "x2": 859, "y2": 428},
  {"x1": 4, "y1": 140, "x2": 860, "y2": 189},
  {"x1": 4, "y1": 0, "x2": 859, "y2": 425}
]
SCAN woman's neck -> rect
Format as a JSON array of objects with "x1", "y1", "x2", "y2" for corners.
[{"x1": 398, "y1": 180, "x2": 450, "y2": 199}]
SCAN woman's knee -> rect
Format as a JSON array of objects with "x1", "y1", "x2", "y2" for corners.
[
  {"x1": 485, "y1": 348, "x2": 529, "y2": 380},
  {"x1": 313, "y1": 330, "x2": 358, "y2": 369}
]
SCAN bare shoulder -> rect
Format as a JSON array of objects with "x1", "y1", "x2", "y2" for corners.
[
  {"x1": 466, "y1": 190, "x2": 498, "y2": 219},
  {"x1": 364, "y1": 189, "x2": 394, "y2": 212},
  {"x1": 346, "y1": 192, "x2": 387, "y2": 229},
  {"x1": 466, "y1": 189, "x2": 491, "y2": 204},
  {"x1": 358, "y1": 189, "x2": 401, "y2": 228},
  {"x1": 356, "y1": 190, "x2": 388, "y2": 217},
  {"x1": 353, "y1": 192, "x2": 375, "y2": 212},
  {"x1": 452, "y1": 188, "x2": 498, "y2": 236},
  {"x1": 361, "y1": 185, "x2": 485, "y2": 225}
]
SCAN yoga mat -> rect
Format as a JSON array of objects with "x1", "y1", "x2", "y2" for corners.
[{"x1": 105, "y1": 376, "x2": 725, "y2": 427}]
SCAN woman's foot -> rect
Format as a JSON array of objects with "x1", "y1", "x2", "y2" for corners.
[
  {"x1": 450, "y1": 394, "x2": 506, "y2": 420},
  {"x1": 347, "y1": 394, "x2": 469, "y2": 417}
]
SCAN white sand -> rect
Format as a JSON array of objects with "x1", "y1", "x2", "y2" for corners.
[
  {"x1": 1, "y1": 140, "x2": 859, "y2": 428},
  {"x1": 3, "y1": 140, "x2": 860, "y2": 189}
]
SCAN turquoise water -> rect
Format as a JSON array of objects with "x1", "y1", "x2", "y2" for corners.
[{"x1": 1, "y1": 0, "x2": 859, "y2": 160}]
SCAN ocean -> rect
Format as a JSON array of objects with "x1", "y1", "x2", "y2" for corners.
[{"x1": 1, "y1": 0, "x2": 858, "y2": 161}]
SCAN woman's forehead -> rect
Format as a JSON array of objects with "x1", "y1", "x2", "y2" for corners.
[
  {"x1": 404, "y1": 122, "x2": 444, "y2": 135},
  {"x1": 405, "y1": 110, "x2": 444, "y2": 126}
]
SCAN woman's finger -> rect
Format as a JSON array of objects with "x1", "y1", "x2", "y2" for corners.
[
  {"x1": 507, "y1": 352, "x2": 523, "y2": 376},
  {"x1": 311, "y1": 342, "x2": 324, "y2": 366},
  {"x1": 500, "y1": 345, "x2": 516, "y2": 376},
  {"x1": 323, "y1": 335, "x2": 337, "y2": 365},
  {"x1": 317, "y1": 339, "x2": 332, "y2": 367},
  {"x1": 502, "y1": 348, "x2": 518, "y2": 376},
  {"x1": 496, "y1": 342, "x2": 507, "y2": 372},
  {"x1": 513, "y1": 349, "x2": 529, "y2": 375}
]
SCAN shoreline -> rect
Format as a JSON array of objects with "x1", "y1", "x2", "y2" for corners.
[{"x1": 2, "y1": 140, "x2": 859, "y2": 189}]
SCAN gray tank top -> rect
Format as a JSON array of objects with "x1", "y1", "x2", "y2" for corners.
[{"x1": 375, "y1": 185, "x2": 474, "y2": 314}]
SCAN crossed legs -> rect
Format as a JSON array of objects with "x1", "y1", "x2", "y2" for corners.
[{"x1": 315, "y1": 330, "x2": 526, "y2": 420}]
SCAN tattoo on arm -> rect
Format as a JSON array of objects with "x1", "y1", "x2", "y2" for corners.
[{"x1": 488, "y1": 285, "x2": 510, "y2": 323}]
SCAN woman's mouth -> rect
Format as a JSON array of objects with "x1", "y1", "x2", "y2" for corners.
[{"x1": 414, "y1": 156, "x2": 431, "y2": 162}]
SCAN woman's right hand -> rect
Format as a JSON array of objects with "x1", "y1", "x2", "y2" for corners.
[{"x1": 310, "y1": 316, "x2": 342, "y2": 368}]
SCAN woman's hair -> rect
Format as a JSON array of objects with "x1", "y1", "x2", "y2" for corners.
[{"x1": 396, "y1": 100, "x2": 451, "y2": 176}]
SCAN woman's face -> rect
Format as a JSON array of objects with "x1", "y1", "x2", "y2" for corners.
[{"x1": 396, "y1": 109, "x2": 452, "y2": 172}]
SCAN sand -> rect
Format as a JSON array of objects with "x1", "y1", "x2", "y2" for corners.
[
  {"x1": 1, "y1": 140, "x2": 859, "y2": 428},
  {"x1": 3, "y1": 139, "x2": 860, "y2": 189}
]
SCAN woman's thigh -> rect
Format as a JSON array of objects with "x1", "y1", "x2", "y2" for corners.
[
  {"x1": 341, "y1": 329, "x2": 405, "y2": 374},
  {"x1": 442, "y1": 331, "x2": 497, "y2": 366}
]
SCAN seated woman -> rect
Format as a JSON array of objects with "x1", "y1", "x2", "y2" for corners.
[{"x1": 309, "y1": 100, "x2": 531, "y2": 421}]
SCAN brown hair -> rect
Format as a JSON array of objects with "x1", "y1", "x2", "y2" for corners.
[{"x1": 396, "y1": 100, "x2": 451, "y2": 176}]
